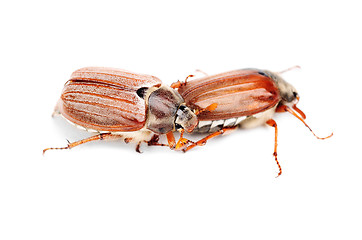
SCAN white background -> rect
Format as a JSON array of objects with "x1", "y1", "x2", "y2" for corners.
[{"x1": 1, "y1": 0, "x2": 361, "y2": 239}]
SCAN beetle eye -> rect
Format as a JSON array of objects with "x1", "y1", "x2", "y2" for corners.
[
  {"x1": 179, "y1": 105, "x2": 186, "y2": 111},
  {"x1": 136, "y1": 87, "x2": 148, "y2": 99},
  {"x1": 175, "y1": 123, "x2": 182, "y2": 130}
]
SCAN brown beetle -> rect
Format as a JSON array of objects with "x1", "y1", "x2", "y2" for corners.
[
  {"x1": 43, "y1": 67, "x2": 202, "y2": 153},
  {"x1": 171, "y1": 67, "x2": 333, "y2": 176}
]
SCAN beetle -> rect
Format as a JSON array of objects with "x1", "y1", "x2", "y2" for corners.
[
  {"x1": 171, "y1": 67, "x2": 333, "y2": 176},
  {"x1": 43, "y1": 67, "x2": 212, "y2": 153}
]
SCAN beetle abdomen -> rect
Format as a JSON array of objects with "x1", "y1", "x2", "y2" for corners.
[
  {"x1": 194, "y1": 116, "x2": 248, "y2": 133},
  {"x1": 58, "y1": 67, "x2": 162, "y2": 132}
]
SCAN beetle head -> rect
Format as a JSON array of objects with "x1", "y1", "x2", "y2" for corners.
[
  {"x1": 175, "y1": 104, "x2": 198, "y2": 133},
  {"x1": 265, "y1": 70, "x2": 299, "y2": 107}
]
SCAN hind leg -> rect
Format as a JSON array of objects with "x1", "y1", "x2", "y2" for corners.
[
  {"x1": 43, "y1": 133, "x2": 122, "y2": 154},
  {"x1": 177, "y1": 127, "x2": 237, "y2": 152}
]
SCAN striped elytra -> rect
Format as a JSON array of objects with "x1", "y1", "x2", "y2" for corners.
[
  {"x1": 177, "y1": 69, "x2": 281, "y2": 121},
  {"x1": 58, "y1": 67, "x2": 162, "y2": 132}
]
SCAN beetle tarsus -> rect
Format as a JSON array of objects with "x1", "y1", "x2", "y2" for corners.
[
  {"x1": 43, "y1": 145, "x2": 70, "y2": 155},
  {"x1": 146, "y1": 135, "x2": 169, "y2": 148},
  {"x1": 266, "y1": 119, "x2": 283, "y2": 177},
  {"x1": 135, "y1": 142, "x2": 142, "y2": 153},
  {"x1": 43, "y1": 133, "x2": 119, "y2": 154},
  {"x1": 273, "y1": 152, "x2": 282, "y2": 178}
]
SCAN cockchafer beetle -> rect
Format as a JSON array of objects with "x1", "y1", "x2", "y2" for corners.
[
  {"x1": 43, "y1": 67, "x2": 216, "y2": 153},
  {"x1": 171, "y1": 66, "x2": 333, "y2": 177}
]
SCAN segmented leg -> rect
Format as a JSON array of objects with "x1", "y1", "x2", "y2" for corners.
[
  {"x1": 147, "y1": 135, "x2": 168, "y2": 147},
  {"x1": 266, "y1": 119, "x2": 282, "y2": 177},
  {"x1": 135, "y1": 142, "x2": 142, "y2": 153},
  {"x1": 43, "y1": 133, "x2": 121, "y2": 154},
  {"x1": 135, "y1": 135, "x2": 169, "y2": 153},
  {"x1": 276, "y1": 104, "x2": 306, "y2": 119},
  {"x1": 179, "y1": 126, "x2": 237, "y2": 152},
  {"x1": 170, "y1": 74, "x2": 195, "y2": 89},
  {"x1": 166, "y1": 132, "x2": 176, "y2": 149},
  {"x1": 175, "y1": 129, "x2": 195, "y2": 150}
]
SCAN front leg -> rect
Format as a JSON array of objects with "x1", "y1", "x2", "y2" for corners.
[
  {"x1": 170, "y1": 74, "x2": 195, "y2": 89},
  {"x1": 175, "y1": 129, "x2": 195, "y2": 150}
]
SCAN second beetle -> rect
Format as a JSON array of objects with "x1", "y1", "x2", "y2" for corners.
[{"x1": 172, "y1": 68, "x2": 333, "y2": 176}]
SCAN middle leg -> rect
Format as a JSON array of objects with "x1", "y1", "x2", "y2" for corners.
[{"x1": 178, "y1": 126, "x2": 237, "y2": 152}]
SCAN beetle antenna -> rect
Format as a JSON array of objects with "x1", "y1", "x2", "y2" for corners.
[
  {"x1": 284, "y1": 106, "x2": 333, "y2": 140},
  {"x1": 195, "y1": 69, "x2": 209, "y2": 76},
  {"x1": 278, "y1": 65, "x2": 301, "y2": 74}
]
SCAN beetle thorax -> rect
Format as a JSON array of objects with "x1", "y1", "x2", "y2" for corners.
[{"x1": 145, "y1": 85, "x2": 197, "y2": 134}]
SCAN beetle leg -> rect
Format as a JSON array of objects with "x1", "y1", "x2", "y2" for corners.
[
  {"x1": 134, "y1": 135, "x2": 169, "y2": 153},
  {"x1": 292, "y1": 105, "x2": 306, "y2": 119},
  {"x1": 135, "y1": 142, "x2": 142, "y2": 153},
  {"x1": 265, "y1": 119, "x2": 282, "y2": 177},
  {"x1": 170, "y1": 74, "x2": 195, "y2": 89},
  {"x1": 277, "y1": 104, "x2": 307, "y2": 120},
  {"x1": 166, "y1": 132, "x2": 176, "y2": 149},
  {"x1": 170, "y1": 80, "x2": 183, "y2": 89},
  {"x1": 275, "y1": 104, "x2": 286, "y2": 113},
  {"x1": 181, "y1": 127, "x2": 237, "y2": 152},
  {"x1": 171, "y1": 70, "x2": 208, "y2": 89},
  {"x1": 146, "y1": 135, "x2": 168, "y2": 147},
  {"x1": 43, "y1": 133, "x2": 121, "y2": 154},
  {"x1": 175, "y1": 129, "x2": 195, "y2": 150}
]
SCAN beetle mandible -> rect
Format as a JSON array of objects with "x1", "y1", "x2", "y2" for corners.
[{"x1": 170, "y1": 67, "x2": 333, "y2": 176}]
